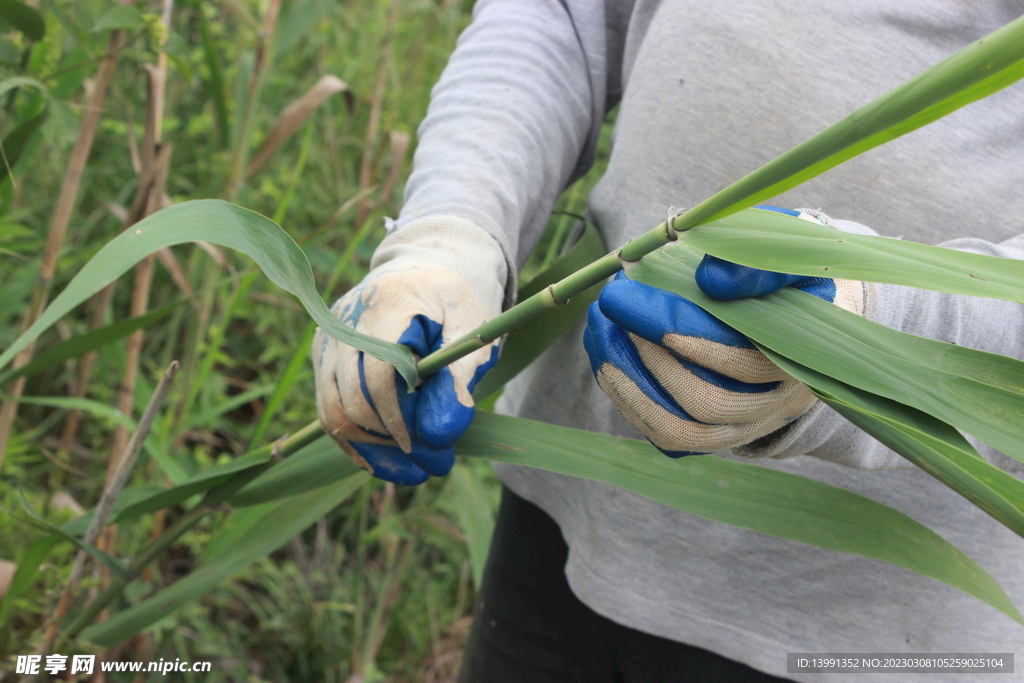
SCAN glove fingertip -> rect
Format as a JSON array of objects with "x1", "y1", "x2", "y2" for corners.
[
  {"x1": 408, "y1": 443, "x2": 456, "y2": 478},
  {"x1": 417, "y1": 367, "x2": 475, "y2": 449},
  {"x1": 656, "y1": 446, "x2": 710, "y2": 458},
  {"x1": 792, "y1": 277, "x2": 837, "y2": 302},
  {"x1": 350, "y1": 442, "x2": 430, "y2": 486},
  {"x1": 598, "y1": 278, "x2": 675, "y2": 339},
  {"x1": 696, "y1": 254, "x2": 803, "y2": 300}
]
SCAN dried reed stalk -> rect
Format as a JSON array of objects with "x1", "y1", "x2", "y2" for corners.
[
  {"x1": 0, "y1": 28, "x2": 127, "y2": 468},
  {"x1": 355, "y1": 0, "x2": 399, "y2": 226}
]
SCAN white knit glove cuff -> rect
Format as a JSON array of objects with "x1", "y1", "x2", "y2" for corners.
[{"x1": 371, "y1": 216, "x2": 508, "y2": 317}]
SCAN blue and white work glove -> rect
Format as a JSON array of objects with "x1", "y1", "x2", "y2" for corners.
[
  {"x1": 313, "y1": 217, "x2": 506, "y2": 485},
  {"x1": 584, "y1": 207, "x2": 866, "y2": 456}
]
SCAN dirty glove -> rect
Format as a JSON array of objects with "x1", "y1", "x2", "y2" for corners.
[
  {"x1": 313, "y1": 217, "x2": 506, "y2": 485},
  {"x1": 584, "y1": 207, "x2": 865, "y2": 456}
]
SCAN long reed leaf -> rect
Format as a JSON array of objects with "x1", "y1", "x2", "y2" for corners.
[
  {"x1": 761, "y1": 350, "x2": 1024, "y2": 538},
  {"x1": 0, "y1": 301, "x2": 184, "y2": 386},
  {"x1": 682, "y1": 208, "x2": 1024, "y2": 303},
  {"x1": 15, "y1": 491, "x2": 130, "y2": 581},
  {"x1": 0, "y1": 200, "x2": 419, "y2": 386},
  {"x1": 112, "y1": 448, "x2": 275, "y2": 522},
  {"x1": 456, "y1": 412, "x2": 1021, "y2": 625},
  {"x1": 229, "y1": 435, "x2": 360, "y2": 507}
]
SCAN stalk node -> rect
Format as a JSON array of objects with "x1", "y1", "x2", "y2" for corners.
[
  {"x1": 546, "y1": 284, "x2": 570, "y2": 305},
  {"x1": 667, "y1": 208, "x2": 689, "y2": 234},
  {"x1": 616, "y1": 247, "x2": 640, "y2": 266},
  {"x1": 271, "y1": 433, "x2": 291, "y2": 460}
]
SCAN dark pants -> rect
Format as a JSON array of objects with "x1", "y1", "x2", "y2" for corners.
[{"x1": 458, "y1": 486, "x2": 795, "y2": 683}]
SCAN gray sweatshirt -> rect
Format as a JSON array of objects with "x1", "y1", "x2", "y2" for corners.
[{"x1": 396, "y1": 1, "x2": 1024, "y2": 680}]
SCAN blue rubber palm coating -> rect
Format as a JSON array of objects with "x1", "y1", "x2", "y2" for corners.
[
  {"x1": 584, "y1": 303, "x2": 707, "y2": 457},
  {"x1": 418, "y1": 345, "x2": 499, "y2": 449},
  {"x1": 349, "y1": 442, "x2": 431, "y2": 486},
  {"x1": 353, "y1": 314, "x2": 497, "y2": 484},
  {"x1": 695, "y1": 255, "x2": 809, "y2": 300},
  {"x1": 695, "y1": 206, "x2": 837, "y2": 302},
  {"x1": 599, "y1": 278, "x2": 782, "y2": 393},
  {"x1": 601, "y1": 274, "x2": 754, "y2": 349},
  {"x1": 583, "y1": 302, "x2": 701, "y2": 425}
]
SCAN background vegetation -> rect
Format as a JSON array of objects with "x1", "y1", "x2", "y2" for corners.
[{"x1": 0, "y1": 1, "x2": 605, "y2": 679}]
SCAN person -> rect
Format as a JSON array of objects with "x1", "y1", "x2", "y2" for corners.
[{"x1": 312, "y1": 1, "x2": 1024, "y2": 681}]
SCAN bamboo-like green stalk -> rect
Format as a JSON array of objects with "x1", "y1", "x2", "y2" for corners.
[{"x1": 416, "y1": 220, "x2": 677, "y2": 377}]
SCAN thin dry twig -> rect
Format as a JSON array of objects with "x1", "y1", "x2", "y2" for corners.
[
  {"x1": 94, "y1": 11, "x2": 175, "y2": 661},
  {"x1": 56, "y1": 6, "x2": 185, "y2": 465},
  {"x1": 227, "y1": 0, "x2": 281, "y2": 199},
  {"x1": 107, "y1": 143, "x2": 173, "y2": 476},
  {"x1": 379, "y1": 129, "x2": 410, "y2": 208},
  {"x1": 246, "y1": 74, "x2": 352, "y2": 179},
  {"x1": 355, "y1": 0, "x2": 400, "y2": 227},
  {"x1": 156, "y1": 247, "x2": 195, "y2": 298},
  {"x1": 299, "y1": 185, "x2": 379, "y2": 246},
  {"x1": 31, "y1": 362, "x2": 179, "y2": 670}
]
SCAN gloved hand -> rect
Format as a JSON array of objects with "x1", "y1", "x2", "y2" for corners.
[
  {"x1": 313, "y1": 217, "x2": 506, "y2": 485},
  {"x1": 584, "y1": 206, "x2": 866, "y2": 456}
]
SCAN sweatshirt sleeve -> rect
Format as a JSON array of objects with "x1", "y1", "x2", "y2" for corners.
[
  {"x1": 736, "y1": 226, "x2": 1024, "y2": 473},
  {"x1": 396, "y1": 0, "x2": 634, "y2": 298}
]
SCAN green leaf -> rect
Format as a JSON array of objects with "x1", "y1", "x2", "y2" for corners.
[
  {"x1": 247, "y1": 322, "x2": 315, "y2": 448},
  {"x1": 0, "y1": 200, "x2": 418, "y2": 387},
  {"x1": 456, "y1": 412, "x2": 1022, "y2": 625},
  {"x1": 0, "y1": 108, "x2": 47, "y2": 187},
  {"x1": 197, "y1": 503, "x2": 274, "y2": 563},
  {"x1": 0, "y1": 0, "x2": 44, "y2": 41},
  {"x1": 275, "y1": 0, "x2": 333, "y2": 57},
  {"x1": 683, "y1": 208, "x2": 1024, "y2": 303},
  {"x1": 673, "y1": 13, "x2": 1024, "y2": 230},
  {"x1": 13, "y1": 395, "x2": 136, "y2": 431},
  {"x1": 0, "y1": 301, "x2": 183, "y2": 386},
  {"x1": 450, "y1": 462, "x2": 495, "y2": 590},
  {"x1": 0, "y1": 537, "x2": 57, "y2": 628},
  {"x1": 14, "y1": 491, "x2": 130, "y2": 582},
  {"x1": 629, "y1": 244, "x2": 1024, "y2": 464},
  {"x1": 228, "y1": 435, "x2": 360, "y2": 508},
  {"x1": 60, "y1": 487, "x2": 166, "y2": 537},
  {"x1": 183, "y1": 384, "x2": 274, "y2": 431},
  {"x1": 0, "y1": 76, "x2": 47, "y2": 101},
  {"x1": 473, "y1": 220, "x2": 606, "y2": 400},
  {"x1": 761, "y1": 349, "x2": 1024, "y2": 539},
  {"x1": 113, "y1": 448, "x2": 275, "y2": 522},
  {"x1": 195, "y1": 4, "x2": 229, "y2": 148},
  {"x1": 0, "y1": 36, "x2": 19, "y2": 66},
  {"x1": 79, "y1": 471, "x2": 369, "y2": 646},
  {"x1": 92, "y1": 6, "x2": 144, "y2": 33}
]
